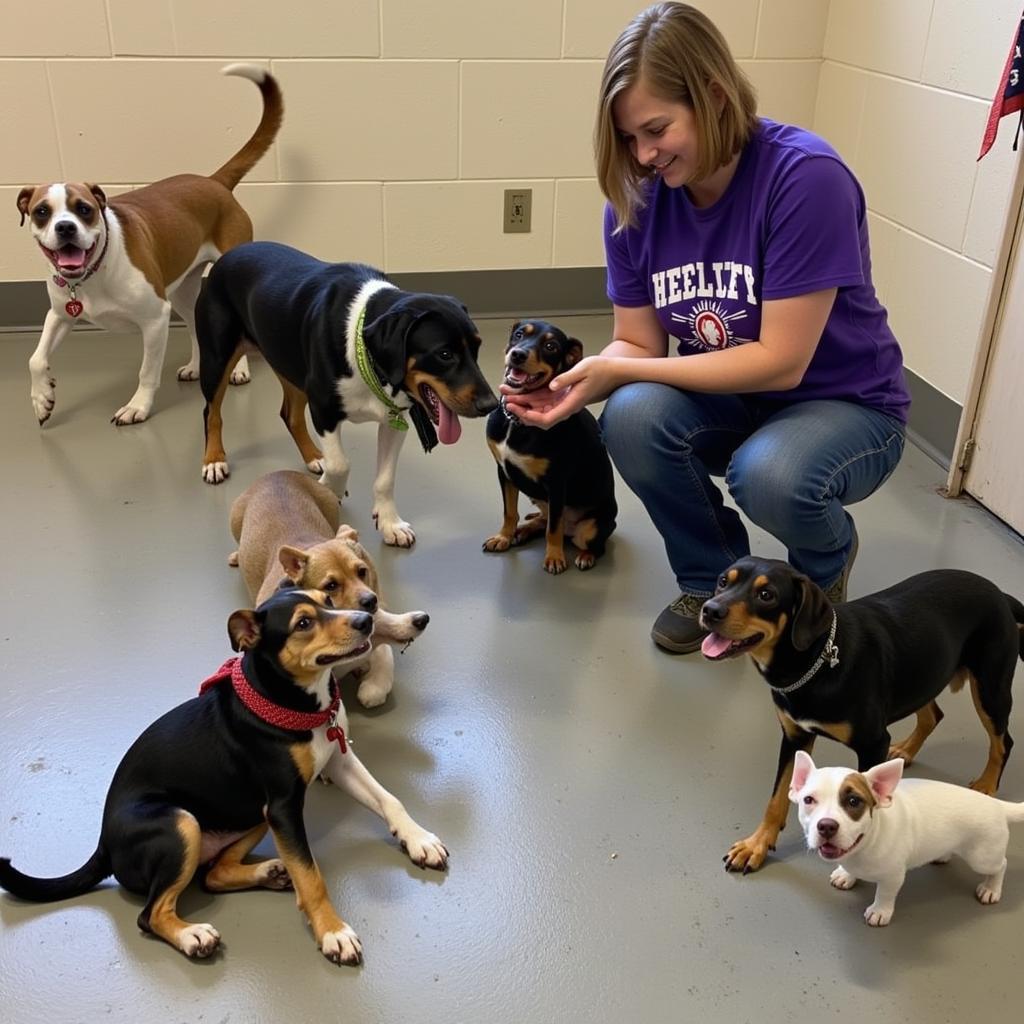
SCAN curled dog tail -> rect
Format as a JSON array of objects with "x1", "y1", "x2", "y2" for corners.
[
  {"x1": 210, "y1": 64, "x2": 284, "y2": 191},
  {"x1": 1006, "y1": 593, "x2": 1024, "y2": 662},
  {"x1": 0, "y1": 847, "x2": 110, "y2": 902}
]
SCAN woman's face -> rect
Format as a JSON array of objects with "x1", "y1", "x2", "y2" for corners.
[{"x1": 612, "y1": 79, "x2": 700, "y2": 189}]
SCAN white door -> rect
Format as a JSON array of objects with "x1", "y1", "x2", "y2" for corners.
[{"x1": 963, "y1": 191, "x2": 1024, "y2": 533}]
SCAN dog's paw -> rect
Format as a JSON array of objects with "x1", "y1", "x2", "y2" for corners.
[
  {"x1": 258, "y1": 859, "x2": 293, "y2": 890},
  {"x1": 176, "y1": 361, "x2": 200, "y2": 382},
  {"x1": 483, "y1": 534, "x2": 513, "y2": 553},
  {"x1": 202, "y1": 461, "x2": 230, "y2": 485},
  {"x1": 31, "y1": 375, "x2": 56, "y2": 424},
  {"x1": 829, "y1": 866, "x2": 857, "y2": 890},
  {"x1": 864, "y1": 904, "x2": 893, "y2": 927},
  {"x1": 575, "y1": 551, "x2": 596, "y2": 570},
  {"x1": 396, "y1": 825, "x2": 449, "y2": 871},
  {"x1": 229, "y1": 358, "x2": 251, "y2": 386},
  {"x1": 887, "y1": 743, "x2": 915, "y2": 765},
  {"x1": 723, "y1": 831, "x2": 774, "y2": 874},
  {"x1": 376, "y1": 514, "x2": 415, "y2": 548},
  {"x1": 228, "y1": 550, "x2": 239, "y2": 567},
  {"x1": 356, "y1": 677, "x2": 392, "y2": 709},
  {"x1": 543, "y1": 554, "x2": 568, "y2": 575},
  {"x1": 976, "y1": 882, "x2": 1002, "y2": 905},
  {"x1": 178, "y1": 922, "x2": 221, "y2": 958},
  {"x1": 111, "y1": 402, "x2": 150, "y2": 426},
  {"x1": 320, "y1": 925, "x2": 362, "y2": 966},
  {"x1": 306, "y1": 457, "x2": 324, "y2": 476}
]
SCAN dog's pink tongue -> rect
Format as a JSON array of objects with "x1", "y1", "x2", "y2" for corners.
[
  {"x1": 437, "y1": 402, "x2": 462, "y2": 445},
  {"x1": 57, "y1": 246, "x2": 86, "y2": 270},
  {"x1": 701, "y1": 632, "x2": 733, "y2": 659}
]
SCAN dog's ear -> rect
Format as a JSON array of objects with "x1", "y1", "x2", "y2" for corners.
[
  {"x1": 16, "y1": 187, "x2": 34, "y2": 227},
  {"x1": 228, "y1": 609, "x2": 261, "y2": 652},
  {"x1": 362, "y1": 307, "x2": 425, "y2": 391},
  {"x1": 564, "y1": 338, "x2": 584, "y2": 368},
  {"x1": 788, "y1": 749, "x2": 816, "y2": 801},
  {"x1": 790, "y1": 575, "x2": 832, "y2": 651},
  {"x1": 278, "y1": 545, "x2": 309, "y2": 582},
  {"x1": 86, "y1": 183, "x2": 107, "y2": 209},
  {"x1": 336, "y1": 525, "x2": 359, "y2": 542},
  {"x1": 863, "y1": 759, "x2": 904, "y2": 808}
]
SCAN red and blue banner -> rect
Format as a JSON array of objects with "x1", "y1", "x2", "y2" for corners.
[{"x1": 979, "y1": 9, "x2": 1024, "y2": 159}]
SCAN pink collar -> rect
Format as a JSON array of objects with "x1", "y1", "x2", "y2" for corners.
[{"x1": 199, "y1": 657, "x2": 346, "y2": 754}]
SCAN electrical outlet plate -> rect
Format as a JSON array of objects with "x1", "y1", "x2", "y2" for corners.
[{"x1": 503, "y1": 188, "x2": 532, "y2": 233}]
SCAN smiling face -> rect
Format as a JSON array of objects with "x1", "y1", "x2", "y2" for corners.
[
  {"x1": 612, "y1": 79, "x2": 701, "y2": 190},
  {"x1": 16, "y1": 183, "x2": 108, "y2": 280},
  {"x1": 699, "y1": 557, "x2": 833, "y2": 668},
  {"x1": 790, "y1": 752, "x2": 904, "y2": 862},
  {"x1": 501, "y1": 319, "x2": 583, "y2": 394}
]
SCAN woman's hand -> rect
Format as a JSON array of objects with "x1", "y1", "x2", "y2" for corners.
[{"x1": 500, "y1": 356, "x2": 620, "y2": 428}]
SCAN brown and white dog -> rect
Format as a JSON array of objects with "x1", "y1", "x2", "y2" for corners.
[
  {"x1": 16, "y1": 64, "x2": 283, "y2": 427},
  {"x1": 229, "y1": 470, "x2": 428, "y2": 708}
]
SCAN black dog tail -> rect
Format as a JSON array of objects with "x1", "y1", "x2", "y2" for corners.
[
  {"x1": 1006, "y1": 593, "x2": 1024, "y2": 661},
  {"x1": 0, "y1": 847, "x2": 110, "y2": 903}
]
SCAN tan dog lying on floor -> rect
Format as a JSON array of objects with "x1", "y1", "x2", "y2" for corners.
[{"x1": 229, "y1": 470, "x2": 425, "y2": 707}]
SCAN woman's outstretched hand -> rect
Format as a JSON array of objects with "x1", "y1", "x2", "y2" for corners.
[{"x1": 500, "y1": 356, "x2": 618, "y2": 428}]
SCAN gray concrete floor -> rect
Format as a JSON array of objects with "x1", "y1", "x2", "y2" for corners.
[{"x1": 0, "y1": 317, "x2": 1022, "y2": 1024}]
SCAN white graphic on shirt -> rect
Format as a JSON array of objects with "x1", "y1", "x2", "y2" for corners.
[{"x1": 671, "y1": 301, "x2": 748, "y2": 351}]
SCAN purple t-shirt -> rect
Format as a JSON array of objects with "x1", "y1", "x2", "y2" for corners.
[{"x1": 604, "y1": 118, "x2": 910, "y2": 422}]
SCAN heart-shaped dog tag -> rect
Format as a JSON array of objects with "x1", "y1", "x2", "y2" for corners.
[{"x1": 65, "y1": 299, "x2": 84, "y2": 318}]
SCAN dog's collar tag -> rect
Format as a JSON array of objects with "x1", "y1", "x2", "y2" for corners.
[
  {"x1": 353, "y1": 305, "x2": 409, "y2": 433},
  {"x1": 51, "y1": 209, "x2": 110, "y2": 320}
]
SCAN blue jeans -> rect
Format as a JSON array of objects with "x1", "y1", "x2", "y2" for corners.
[{"x1": 600, "y1": 384, "x2": 906, "y2": 597}]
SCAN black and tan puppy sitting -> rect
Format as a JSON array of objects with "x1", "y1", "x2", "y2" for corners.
[
  {"x1": 483, "y1": 319, "x2": 617, "y2": 574},
  {"x1": 0, "y1": 588, "x2": 447, "y2": 966}
]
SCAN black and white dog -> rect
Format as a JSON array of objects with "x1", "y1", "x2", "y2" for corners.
[{"x1": 196, "y1": 241, "x2": 497, "y2": 547}]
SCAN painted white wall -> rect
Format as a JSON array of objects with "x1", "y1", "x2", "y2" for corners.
[{"x1": 1, "y1": 0, "x2": 1020, "y2": 405}]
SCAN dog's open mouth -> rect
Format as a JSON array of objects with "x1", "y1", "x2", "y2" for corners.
[
  {"x1": 419, "y1": 383, "x2": 462, "y2": 445},
  {"x1": 817, "y1": 834, "x2": 863, "y2": 861},
  {"x1": 700, "y1": 631, "x2": 764, "y2": 660},
  {"x1": 316, "y1": 640, "x2": 371, "y2": 665},
  {"x1": 502, "y1": 365, "x2": 546, "y2": 392},
  {"x1": 40, "y1": 241, "x2": 96, "y2": 278}
]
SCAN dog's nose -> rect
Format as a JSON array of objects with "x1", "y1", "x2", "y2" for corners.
[
  {"x1": 412, "y1": 613, "x2": 430, "y2": 631},
  {"x1": 701, "y1": 599, "x2": 727, "y2": 623},
  {"x1": 359, "y1": 592, "x2": 378, "y2": 613},
  {"x1": 351, "y1": 611, "x2": 373, "y2": 635},
  {"x1": 508, "y1": 348, "x2": 528, "y2": 365},
  {"x1": 54, "y1": 220, "x2": 77, "y2": 239},
  {"x1": 475, "y1": 392, "x2": 498, "y2": 414},
  {"x1": 817, "y1": 818, "x2": 839, "y2": 840}
]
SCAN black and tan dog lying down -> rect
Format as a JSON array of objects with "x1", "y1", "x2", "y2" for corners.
[
  {"x1": 0, "y1": 589, "x2": 446, "y2": 965},
  {"x1": 700, "y1": 557, "x2": 1024, "y2": 874}
]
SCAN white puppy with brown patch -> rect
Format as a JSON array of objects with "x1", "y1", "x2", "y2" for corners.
[
  {"x1": 17, "y1": 64, "x2": 282, "y2": 426},
  {"x1": 790, "y1": 750, "x2": 1024, "y2": 926}
]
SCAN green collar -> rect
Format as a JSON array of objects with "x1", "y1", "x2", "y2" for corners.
[{"x1": 354, "y1": 304, "x2": 408, "y2": 431}]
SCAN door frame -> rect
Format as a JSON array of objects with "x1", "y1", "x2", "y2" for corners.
[{"x1": 946, "y1": 151, "x2": 1024, "y2": 497}]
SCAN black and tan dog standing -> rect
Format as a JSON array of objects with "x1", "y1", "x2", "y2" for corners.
[
  {"x1": 196, "y1": 241, "x2": 498, "y2": 547},
  {"x1": 699, "y1": 557, "x2": 1024, "y2": 873},
  {"x1": 483, "y1": 319, "x2": 617, "y2": 574},
  {"x1": 17, "y1": 64, "x2": 282, "y2": 426},
  {"x1": 0, "y1": 589, "x2": 448, "y2": 965}
]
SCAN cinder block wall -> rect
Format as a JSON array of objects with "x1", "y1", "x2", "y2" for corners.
[
  {"x1": 0, "y1": 1, "x2": 825, "y2": 280},
  {"x1": 2, "y1": 0, "x2": 1021, "y2": 414},
  {"x1": 814, "y1": 0, "x2": 1023, "y2": 406}
]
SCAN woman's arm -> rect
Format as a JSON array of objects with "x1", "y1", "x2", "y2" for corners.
[{"x1": 503, "y1": 289, "x2": 837, "y2": 427}]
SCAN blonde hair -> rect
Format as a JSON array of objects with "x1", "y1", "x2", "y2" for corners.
[{"x1": 595, "y1": 2, "x2": 758, "y2": 232}]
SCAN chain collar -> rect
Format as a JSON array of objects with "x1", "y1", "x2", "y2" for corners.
[
  {"x1": 499, "y1": 396, "x2": 521, "y2": 424},
  {"x1": 353, "y1": 304, "x2": 408, "y2": 432},
  {"x1": 768, "y1": 612, "x2": 840, "y2": 695}
]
